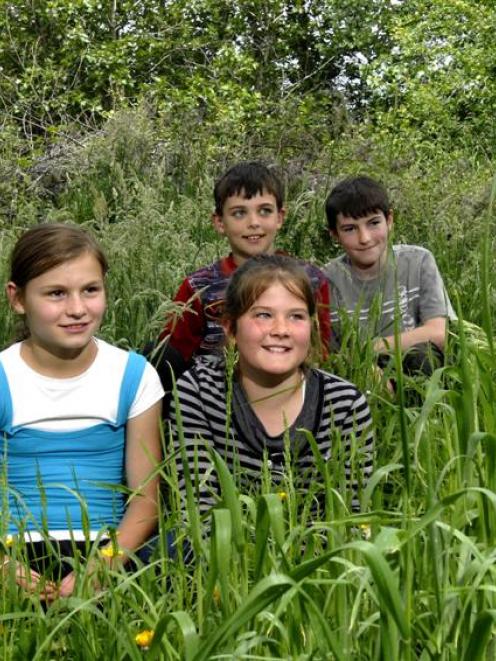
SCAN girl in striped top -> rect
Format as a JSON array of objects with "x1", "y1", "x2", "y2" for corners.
[{"x1": 171, "y1": 254, "x2": 373, "y2": 517}]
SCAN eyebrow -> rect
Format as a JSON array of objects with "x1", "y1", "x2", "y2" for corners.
[
  {"x1": 39, "y1": 279, "x2": 103, "y2": 290},
  {"x1": 250, "y1": 305, "x2": 308, "y2": 313},
  {"x1": 340, "y1": 214, "x2": 382, "y2": 225}
]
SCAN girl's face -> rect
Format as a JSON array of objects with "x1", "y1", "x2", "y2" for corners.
[
  {"x1": 7, "y1": 253, "x2": 106, "y2": 360},
  {"x1": 233, "y1": 282, "x2": 312, "y2": 385}
]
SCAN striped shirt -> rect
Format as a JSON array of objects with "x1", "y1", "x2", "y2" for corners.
[{"x1": 169, "y1": 356, "x2": 373, "y2": 515}]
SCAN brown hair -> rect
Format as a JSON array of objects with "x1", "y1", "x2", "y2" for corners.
[
  {"x1": 9, "y1": 223, "x2": 108, "y2": 288},
  {"x1": 325, "y1": 175, "x2": 391, "y2": 231},
  {"x1": 214, "y1": 161, "x2": 284, "y2": 215},
  {"x1": 224, "y1": 254, "x2": 320, "y2": 363}
]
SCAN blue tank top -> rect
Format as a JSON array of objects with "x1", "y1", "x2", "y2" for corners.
[{"x1": 0, "y1": 351, "x2": 146, "y2": 536}]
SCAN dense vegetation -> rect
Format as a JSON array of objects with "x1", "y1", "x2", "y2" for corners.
[{"x1": 1, "y1": 1, "x2": 496, "y2": 658}]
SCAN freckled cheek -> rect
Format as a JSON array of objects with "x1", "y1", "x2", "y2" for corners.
[{"x1": 300, "y1": 331, "x2": 312, "y2": 347}]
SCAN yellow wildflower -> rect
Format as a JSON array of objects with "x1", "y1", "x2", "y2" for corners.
[
  {"x1": 100, "y1": 544, "x2": 124, "y2": 559},
  {"x1": 277, "y1": 491, "x2": 288, "y2": 501},
  {"x1": 5, "y1": 535, "x2": 14, "y2": 548},
  {"x1": 359, "y1": 524, "x2": 372, "y2": 540},
  {"x1": 135, "y1": 629, "x2": 154, "y2": 648}
]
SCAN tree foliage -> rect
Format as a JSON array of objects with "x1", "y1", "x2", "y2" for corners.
[
  {"x1": 366, "y1": 0, "x2": 496, "y2": 149},
  {"x1": 0, "y1": 0, "x2": 495, "y2": 177},
  {"x1": 0, "y1": 0, "x2": 392, "y2": 135}
]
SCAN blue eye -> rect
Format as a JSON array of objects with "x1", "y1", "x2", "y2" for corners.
[{"x1": 259, "y1": 207, "x2": 274, "y2": 216}]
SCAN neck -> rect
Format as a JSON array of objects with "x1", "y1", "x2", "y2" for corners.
[
  {"x1": 239, "y1": 368, "x2": 305, "y2": 436},
  {"x1": 352, "y1": 248, "x2": 389, "y2": 281},
  {"x1": 240, "y1": 368, "x2": 304, "y2": 407},
  {"x1": 20, "y1": 338, "x2": 97, "y2": 378}
]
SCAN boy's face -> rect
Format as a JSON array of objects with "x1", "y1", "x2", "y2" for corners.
[
  {"x1": 212, "y1": 190, "x2": 285, "y2": 265},
  {"x1": 331, "y1": 210, "x2": 393, "y2": 275}
]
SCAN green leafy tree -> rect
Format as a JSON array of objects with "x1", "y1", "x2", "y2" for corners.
[
  {"x1": 366, "y1": 0, "x2": 496, "y2": 150},
  {"x1": 0, "y1": 0, "x2": 392, "y2": 136}
]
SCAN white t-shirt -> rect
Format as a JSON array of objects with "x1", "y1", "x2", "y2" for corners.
[{"x1": 0, "y1": 338, "x2": 164, "y2": 432}]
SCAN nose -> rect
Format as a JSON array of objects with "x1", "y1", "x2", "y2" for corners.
[
  {"x1": 269, "y1": 315, "x2": 289, "y2": 336},
  {"x1": 357, "y1": 226, "x2": 371, "y2": 244},
  {"x1": 247, "y1": 211, "x2": 261, "y2": 228},
  {"x1": 66, "y1": 293, "x2": 86, "y2": 317}
]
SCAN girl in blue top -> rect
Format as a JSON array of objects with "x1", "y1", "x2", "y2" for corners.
[{"x1": 0, "y1": 223, "x2": 164, "y2": 601}]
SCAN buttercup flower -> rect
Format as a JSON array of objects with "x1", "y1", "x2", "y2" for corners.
[
  {"x1": 277, "y1": 491, "x2": 288, "y2": 501},
  {"x1": 359, "y1": 524, "x2": 372, "y2": 540},
  {"x1": 5, "y1": 535, "x2": 14, "y2": 548},
  {"x1": 135, "y1": 629, "x2": 154, "y2": 648},
  {"x1": 100, "y1": 544, "x2": 124, "y2": 559}
]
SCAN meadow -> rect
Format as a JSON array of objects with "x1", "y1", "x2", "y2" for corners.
[{"x1": 1, "y1": 109, "x2": 496, "y2": 659}]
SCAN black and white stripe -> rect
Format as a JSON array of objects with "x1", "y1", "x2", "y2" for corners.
[{"x1": 170, "y1": 356, "x2": 373, "y2": 515}]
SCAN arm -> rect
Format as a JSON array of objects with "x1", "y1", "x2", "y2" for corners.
[
  {"x1": 59, "y1": 400, "x2": 162, "y2": 597},
  {"x1": 374, "y1": 249, "x2": 451, "y2": 353},
  {"x1": 2, "y1": 559, "x2": 59, "y2": 602},
  {"x1": 170, "y1": 369, "x2": 220, "y2": 518},
  {"x1": 374, "y1": 315, "x2": 447, "y2": 353},
  {"x1": 330, "y1": 384, "x2": 374, "y2": 511},
  {"x1": 114, "y1": 400, "x2": 163, "y2": 557}
]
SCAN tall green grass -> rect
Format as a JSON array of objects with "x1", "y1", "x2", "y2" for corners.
[{"x1": 1, "y1": 109, "x2": 496, "y2": 657}]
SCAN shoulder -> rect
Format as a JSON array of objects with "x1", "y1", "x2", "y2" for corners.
[
  {"x1": 94, "y1": 339, "x2": 154, "y2": 391},
  {"x1": 295, "y1": 257, "x2": 325, "y2": 279},
  {"x1": 0, "y1": 342, "x2": 21, "y2": 369},
  {"x1": 312, "y1": 368, "x2": 369, "y2": 409},
  {"x1": 185, "y1": 256, "x2": 232, "y2": 290},
  {"x1": 97, "y1": 341, "x2": 164, "y2": 419},
  {"x1": 312, "y1": 368, "x2": 371, "y2": 429},
  {"x1": 322, "y1": 256, "x2": 354, "y2": 297},
  {"x1": 314, "y1": 367, "x2": 362, "y2": 395},
  {"x1": 178, "y1": 355, "x2": 226, "y2": 391},
  {"x1": 323, "y1": 254, "x2": 351, "y2": 278},
  {"x1": 392, "y1": 244, "x2": 437, "y2": 263},
  {"x1": 94, "y1": 338, "x2": 133, "y2": 369},
  {"x1": 287, "y1": 255, "x2": 329, "y2": 293}
]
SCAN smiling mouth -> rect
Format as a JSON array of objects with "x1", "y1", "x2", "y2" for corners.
[
  {"x1": 263, "y1": 346, "x2": 290, "y2": 353},
  {"x1": 244, "y1": 234, "x2": 265, "y2": 241},
  {"x1": 61, "y1": 322, "x2": 90, "y2": 331}
]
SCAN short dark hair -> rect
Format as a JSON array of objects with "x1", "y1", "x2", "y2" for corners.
[
  {"x1": 325, "y1": 176, "x2": 391, "y2": 231},
  {"x1": 214, "y1": 161, "x2": 284, "y2": 215}
]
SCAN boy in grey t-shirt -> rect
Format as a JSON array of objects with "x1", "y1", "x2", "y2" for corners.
[{"x1": 324, "y1": 176, "x2": 454, "y2": 375}]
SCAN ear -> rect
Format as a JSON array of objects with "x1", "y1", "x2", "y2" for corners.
[
  {"x1": 6, "y1": 282, "x2": 25, "y2": 314},
  {"x1": 386, "y1": 210, "x2": 394, "y2": 230},
  {"x1": 276, "y1": 206, "x2": 286, "y2": 229},
  {"x1": 222, "y1": 318, "x2": 236, "y2": 341},
  {"x1": 212, "y1": 212, "x2": 225, "y2": 235},
  {"x1": 329, "y1": 228, "x2": 340, "y2": 243}
]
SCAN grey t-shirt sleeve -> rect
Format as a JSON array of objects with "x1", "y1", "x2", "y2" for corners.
[{"x1": 419, "y1": 250, "x2": 455, "y2": 322}]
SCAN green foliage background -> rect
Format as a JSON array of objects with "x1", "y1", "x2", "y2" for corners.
[{"x1": 1, "y1": 1, "x2": 496, "y2": 658}]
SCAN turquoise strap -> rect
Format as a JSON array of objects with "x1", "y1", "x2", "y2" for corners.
[
  {"x1": 116, "y1": 352, "x2": 147, "y2": 426},
  {"x1": 0, "y1": 361, "x2": 13, "y2": 432}
]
